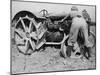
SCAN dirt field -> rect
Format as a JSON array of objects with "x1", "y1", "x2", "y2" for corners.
[
  {"x1": 11, "y1": 45, "x2": 96, "y2": 74},
  {"x1": 11, "y1": 26, "x2": 96, "y2": 74}
]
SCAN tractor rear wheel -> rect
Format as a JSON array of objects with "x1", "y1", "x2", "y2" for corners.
[{"x1": 14, "y1": 13, "x2": 37, "y2": 55}]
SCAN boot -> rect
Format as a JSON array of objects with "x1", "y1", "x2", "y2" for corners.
[{"x1": 66, "y1": 46, "x2": 73, "y2": 57}]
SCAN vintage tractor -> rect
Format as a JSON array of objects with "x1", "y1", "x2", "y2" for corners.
[{"x1": 12, "y1": 10, "x2": 95, "y2": 58}]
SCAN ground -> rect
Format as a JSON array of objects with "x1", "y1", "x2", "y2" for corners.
[{"x1": 11, "y1": 26, "x2": 96, "y2": 74}]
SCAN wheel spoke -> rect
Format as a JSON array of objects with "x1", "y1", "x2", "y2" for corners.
[
  {"x1": 15, "y1": 29, "x2": 26, "y2": 39},
  {"x1": 29, "y1": 39, "x2": 35, "y2": 51},
  {"x1": 25, "y1": 39, "x2": 29, "y2": 52},
  {"x1": 15, "y1": 33, "x2": 26, "y2": 45},
  {"x1": 29, "y1": 21, "x2": 32, "y2": 33},
  {"x1": 30, "y1": 32, "x2": 37, "y2": 40},
  {"x1": 20, "y1": 18, "x2": 26, "y2": 32}
]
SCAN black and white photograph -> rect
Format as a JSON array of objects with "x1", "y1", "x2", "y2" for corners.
[{"x1": 11, "y1": 0, "x2": 96, "y2": 74}]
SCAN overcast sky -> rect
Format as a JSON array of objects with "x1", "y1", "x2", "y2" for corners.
[{"x1": 12, "y1": 1, "x2": 96, "y2": 22}]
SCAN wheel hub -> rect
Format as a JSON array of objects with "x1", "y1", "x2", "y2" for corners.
[{"x1": 26, "y1": 32, "x2": 31, "y2": 38}]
